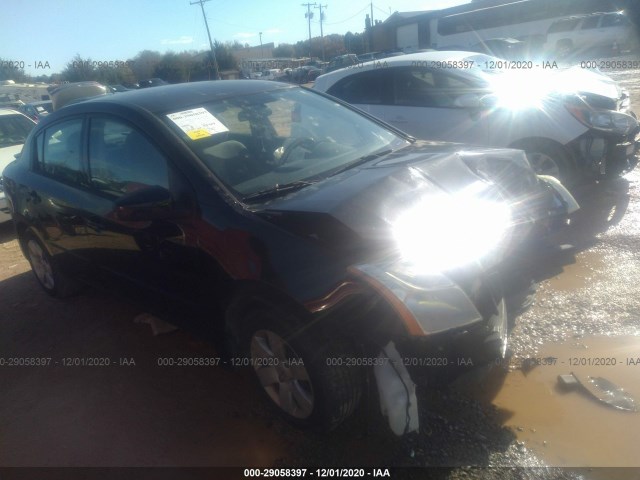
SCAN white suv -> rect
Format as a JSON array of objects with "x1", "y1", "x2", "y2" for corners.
[{"x1": 545, "y1": 12, "x2": 638, "y2": 57}]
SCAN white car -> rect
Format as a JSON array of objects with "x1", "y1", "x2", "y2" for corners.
[
  {"x1": 545, "y1": 12, "x2": 638, "y2": 57},
  {"x1": 314, "y1": 50, "x2": 640, "y2": 183},
  {"x1": 0, "y1": 109, "x2": 36, "y2": 222}
]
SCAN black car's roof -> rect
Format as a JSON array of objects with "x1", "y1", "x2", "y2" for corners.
[{"x1": 82, "y1": 80, "x2": 296, "y2": 114}]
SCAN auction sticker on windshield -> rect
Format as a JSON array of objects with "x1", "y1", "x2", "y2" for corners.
[{"x1": 166, "y1": 107, "x2": 229, "y2": 140}]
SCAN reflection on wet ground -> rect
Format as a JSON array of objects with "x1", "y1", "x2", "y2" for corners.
[
  {"x1": 545, "y1": 250, "x2": 605, "y2": 292},
  {"x1": 465, "y1": 336, "x2": 640, "y2": 468},
  {"x1": 459, "y1": 166, "x2": 640, "y2": 475}
]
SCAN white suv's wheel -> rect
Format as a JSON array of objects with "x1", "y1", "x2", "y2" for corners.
[
  {"x1": 525, "y1": 151, "x2": 562, "y2": 179},
  {"x1": 520, "y1": 141, "x2": 574, "y2": 185}
]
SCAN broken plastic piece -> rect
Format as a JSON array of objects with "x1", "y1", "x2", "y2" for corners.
[
  {"x1": 373, "y1": 341, "x2": 420, "y2": 435},
  {"x1": 558, "y1": 372, "x2": 639, "y2": 412},
  {"x1": 134, "y1": 313, "x2": 178, "y2": 336},
  {"x1": 557, "y1": 374, "x2": 579, "y2": 388},
  {"x1": 585, "y1": 376, "x2": 639, "y2": 412}
]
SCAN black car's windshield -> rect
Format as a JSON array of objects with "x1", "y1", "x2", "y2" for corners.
[
  {"x1": 0, "y1": 113, "x2": 35, "y2": 148},
  {"x1": 162, "y1": 87, "x2": 408, "y2": 200}
]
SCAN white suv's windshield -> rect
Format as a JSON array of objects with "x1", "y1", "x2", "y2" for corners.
[{"x1": 163, "y1": 87, "x2": 408, "y2": 200}]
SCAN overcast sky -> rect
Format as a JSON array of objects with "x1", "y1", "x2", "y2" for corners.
[{"x1": 2, "y1": 0, "x2": 468, "y2": 75}]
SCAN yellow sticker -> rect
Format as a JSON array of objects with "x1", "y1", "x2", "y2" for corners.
[{"x1": 186, "y1": 129, "x2": 212, "y2": 140}]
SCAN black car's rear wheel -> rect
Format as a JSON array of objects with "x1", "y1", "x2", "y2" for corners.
[
  {"x1": 24, "y1": 232, "x2": 80, "y2": 298},
  {"x1": 240, "y1": 303, "x2": 363, "y2": 431}
]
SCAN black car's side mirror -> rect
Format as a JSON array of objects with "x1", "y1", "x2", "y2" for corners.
[{"x1": 114, "y1": 185, "x2": 176, "y2": 222}]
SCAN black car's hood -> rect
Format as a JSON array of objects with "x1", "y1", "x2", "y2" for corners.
[{"x1": 255, "y1": 142, "x2": 526, "y2": 251}]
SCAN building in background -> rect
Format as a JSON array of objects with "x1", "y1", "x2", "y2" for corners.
[{"x1": 371, "y1": 0, "x2": 634, "y2": 53}]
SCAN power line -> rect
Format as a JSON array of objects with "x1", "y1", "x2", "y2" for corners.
[
  {"x1": 373, "y1": 5, "x2": 390, "y2": 17},
  {"x1": 323, "y1": 4, "x2": 369, "y2": 25}
]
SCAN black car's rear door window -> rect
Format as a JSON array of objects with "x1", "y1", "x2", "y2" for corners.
[
  {"x1": 87, "y1": 117, "x2": 169, "y2": 197},
  {"x1": 36, "y1": 118, "x2": 86, "y2": 185}
]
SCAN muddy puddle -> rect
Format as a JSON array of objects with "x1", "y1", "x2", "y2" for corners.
[
  {"x1": 544, "y1": 250, "x2": 606, "y2": 292},
  {"x1": 462, "y1": 336, "x2": 640, "y2": 469}
]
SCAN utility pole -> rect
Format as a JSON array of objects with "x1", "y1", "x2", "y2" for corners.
[
  {"x1": 191, "y1": 0, "x2": 220, "y2": 80},
  {"x1": 302, "y1": 3, "x2": 316, "y2": 58},
  {"x1": 315, "y1": 4, "x2": 327, "y2": 61},
  {"x1": 259, "y1": 32, "x2": 263, "y2": 59},
  {"x1": 370, "y1": 2, "x2": 374, "y2": 53}
]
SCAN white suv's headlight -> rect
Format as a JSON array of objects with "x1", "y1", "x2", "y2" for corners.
[{"x1": 566, "y1": 103, "x2": 638, "y2": 136}]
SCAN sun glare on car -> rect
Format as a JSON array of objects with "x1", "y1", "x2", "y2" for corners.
[{"x1": 392, "y1": 190, "x2": 511, "y2": 273}]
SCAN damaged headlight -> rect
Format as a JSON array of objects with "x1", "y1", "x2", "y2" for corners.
[
  {"x1": 349, "y1": 262, "x2": 483, "y2": 335},
  {"x1": 392, "y1": 188, "x2": 511, "y2": 273},
  {"x1": 460, "y1": 150, "x2": 539, "y2": 197},
  {"x1": 566, "y1": 101, "x2": 638, "y2": 136}
]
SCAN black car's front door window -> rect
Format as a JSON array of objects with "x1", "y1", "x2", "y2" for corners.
[{"x1": 88, "y1": 118, "x2": 170, "y2": 197}]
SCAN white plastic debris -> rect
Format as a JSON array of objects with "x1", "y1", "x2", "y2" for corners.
[
  {"x1": 373, "y1": 340, "x2": 419, "y2": 435},
  {"x1": 134, "y1": 313, "x2": 178, "y2": 336}
]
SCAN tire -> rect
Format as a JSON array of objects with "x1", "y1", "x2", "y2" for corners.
[
  {"x1": 239, "y1": 302, "x2": 363, "y2": 431},
  {"x1": 521, "y1": 142, "x2": 574, "y2": 185},
  {"x1": 24, "y1": 232, "x2": 81, "y2": 298}
]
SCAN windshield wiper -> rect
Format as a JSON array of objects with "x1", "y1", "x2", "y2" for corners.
[
  {"x1": 242, "y1": 180, "x2": 316, "y2": 202},
  {"x1": 330, "y1": 149, "x2": 393, "y2": 177}
]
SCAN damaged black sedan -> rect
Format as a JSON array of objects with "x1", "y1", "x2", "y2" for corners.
[{"x1": 2, "y1": 81, "x2": 578, "y2": 433}]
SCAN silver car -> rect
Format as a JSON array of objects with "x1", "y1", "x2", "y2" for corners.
[{"x1": 314, "y1": 50, "x2": 639, "y2": 184}]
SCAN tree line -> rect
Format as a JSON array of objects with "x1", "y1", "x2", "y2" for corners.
[{"x1": 0, "y1": 31, "x2": 369, "y2": 86}]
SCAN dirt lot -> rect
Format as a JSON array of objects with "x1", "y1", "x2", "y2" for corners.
[{"x1": 2, "y1": 63, "x2": 640, "y2": 480}]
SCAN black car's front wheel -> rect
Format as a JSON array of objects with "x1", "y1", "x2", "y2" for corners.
[
  {"x1": 240, "y1": 304, "x2": 363, "y2": 431},
  {"x1": 24, "y1": 232, "x2": 80, "y2": 298},
  {"x1": 250, "y1": 328, "x2": 316, "y2": 420}
]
